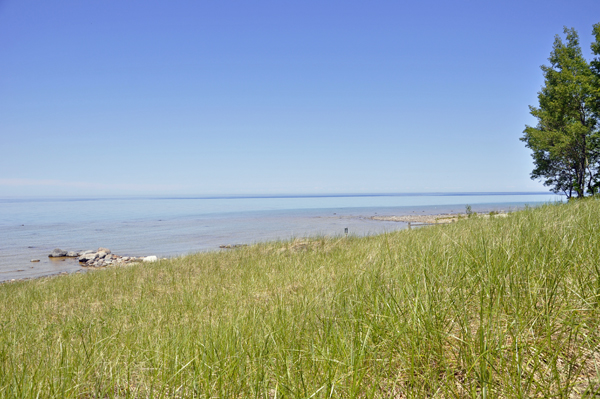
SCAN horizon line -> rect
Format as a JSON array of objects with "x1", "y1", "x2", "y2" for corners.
[{"x1": 0, "y1": 191, "x2": 559, "y2": 202}]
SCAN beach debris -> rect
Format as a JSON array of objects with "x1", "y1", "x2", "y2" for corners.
[
  {"x1": 48, "y1": 248, "x2": 68, "y2": 257},
  {"x1": 30, "y1": 259, "x2": 40, "y2": 262}
]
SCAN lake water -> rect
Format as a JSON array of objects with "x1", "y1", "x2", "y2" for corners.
[{"x1": 0, "y1": 193, "x2": 562, "y2": 281}]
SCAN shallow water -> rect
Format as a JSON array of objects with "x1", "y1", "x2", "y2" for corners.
[{"x1": 0, "y1": 193, "x2": 562, "y2": 281}]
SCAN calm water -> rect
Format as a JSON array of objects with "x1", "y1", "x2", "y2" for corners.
[{"x1": 0, "y1": 193, "x2": 562, "y2": 281}]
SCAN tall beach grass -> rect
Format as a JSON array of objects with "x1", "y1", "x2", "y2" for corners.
[{"x1": 1, "y1": 199, "x2": 600, "y2": 397}]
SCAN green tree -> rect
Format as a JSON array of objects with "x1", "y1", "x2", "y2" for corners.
[
  {"x1": 590, "y1": 23, "x2": 600, "y2": 122},
  {"x1": 521, "y1": 27, "x2": 600, "y2": 198}
]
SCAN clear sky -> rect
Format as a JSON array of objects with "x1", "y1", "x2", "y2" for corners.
[{"x1": 2, "y1": 0, "x2": 600, "y2": 197}]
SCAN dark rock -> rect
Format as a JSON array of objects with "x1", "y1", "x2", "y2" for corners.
[
  {"x1": 79, "y1": 253, "x2": 98, "y2": 263},
  {"x1": 49, "y1": 248, "x2": 67, "y2": 257}
]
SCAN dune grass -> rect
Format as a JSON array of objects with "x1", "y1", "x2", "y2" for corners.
[{"x1": 1, "y1": 199, "x2": 600, "y2": 397}]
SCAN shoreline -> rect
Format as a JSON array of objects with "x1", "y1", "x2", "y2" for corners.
[
  {"x1": 0, "y1": 211, "x2": 503, "y2": 284},
  {"x1": 0, "y1": 196, "x2": 553, "y2": 282},
  {"x1": 371, "y1": 210, "x2": 509, "y2": 224}
]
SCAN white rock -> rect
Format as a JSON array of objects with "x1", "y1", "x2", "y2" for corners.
[{"x1": 143, "y1": 256, "x2": 158, "y2": 263}]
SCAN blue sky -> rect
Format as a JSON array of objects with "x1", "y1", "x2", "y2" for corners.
[{"x1": 1, "y1": 0, "x2": 600, "y2": 197}]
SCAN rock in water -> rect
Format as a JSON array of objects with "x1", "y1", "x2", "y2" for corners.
[
  {"x1": 48, "y1": 248, "x2": 67, "y2": 257},
  {"x1": 78, "y1": 252, "x2": 98, "y2": 263},
  {"x1": 30, "y1": 259, "x2": 40, "y2": 262},
  {"x1": 143, "y1": 256, "x2": 158, "y2": 263},
  {"x1": 66, "y1": 251, "x2": 78, "y2": 257},
  {"x1": 98, "y1": 247, "x2": 111, "y2": 254}
]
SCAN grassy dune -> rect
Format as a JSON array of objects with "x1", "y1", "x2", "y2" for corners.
[{"x1": 1, "y1": 200, "x2": 600, "y2": 397}]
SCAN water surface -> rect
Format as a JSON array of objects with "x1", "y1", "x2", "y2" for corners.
[{"x1": 0, "y1": 192, "x2": 562, "y2": 281}]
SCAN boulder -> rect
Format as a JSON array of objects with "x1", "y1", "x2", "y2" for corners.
[
  {"x1": 79, "y1": 252, "x2": 98, "y2": 263},
  {"x1": 98, "y1": 247, "x2": 111, "y2": 254},
  {"x1": 49, "y1": 248, "x2": 67, "y2": 257},
  {"x1": 79, "y1": 250, "x2": 94, "y2": 256},
  {"x1": 66, "y1": 251, "x2": 78, "y2": 257},
  {"x1": 97, "y1": 251, "x2": 107, "y2": 259},
  {"x1": 30, "y1": 259, "x2": 40, "y2": 262},
  {"x1": 143, "y1": 256, "x2": 158, "y2": 263}
]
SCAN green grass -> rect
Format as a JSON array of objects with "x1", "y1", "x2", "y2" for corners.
[{"x1": 1, "y1": 199, "x2": 600, "y2": 398}]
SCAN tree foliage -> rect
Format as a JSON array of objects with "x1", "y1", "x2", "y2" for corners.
[{"x1": 521, "y1": 26, "x2": 600, "y2": 198}]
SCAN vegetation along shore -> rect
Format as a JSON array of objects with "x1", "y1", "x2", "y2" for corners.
[{"x1": 0, "y1": 198, "x2": 599, "y2": 397}]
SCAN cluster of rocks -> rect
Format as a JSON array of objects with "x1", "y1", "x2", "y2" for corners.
[{"x1": 47, "y1": 248, "x2": 159, "y2": 268}]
